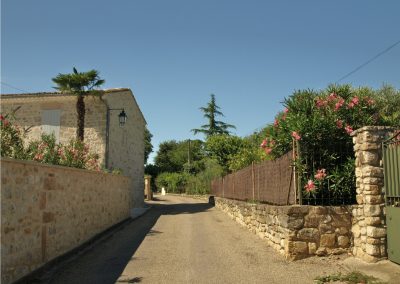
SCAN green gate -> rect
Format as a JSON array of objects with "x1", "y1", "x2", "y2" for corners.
[{"x1": 383, "y1": 132, "x2": 400, "y2": 264}]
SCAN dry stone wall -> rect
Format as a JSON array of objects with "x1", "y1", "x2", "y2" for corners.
[
  {"x1": 351, "y1": 126, "x2": 396, "y2": 263},
  {"x1": 215, "y1": 197, "x2": 352, "y2": 260},
  {"x1": 1, "y1": 158, "x2": 131, "y2": 284}
]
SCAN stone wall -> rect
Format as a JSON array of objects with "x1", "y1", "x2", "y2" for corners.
[
  {"x1": 103, "y1": 90, "x2": 146, "y2": 211},
  {"x1": 351, "y1": 126, "x2": 396, "y2": 263},
  {"x1": 215, "y1": 197, "x2": 352, "y2": 260},
  {"x1": 1, "y1": 158, "x2": 131, "y2": 284}
]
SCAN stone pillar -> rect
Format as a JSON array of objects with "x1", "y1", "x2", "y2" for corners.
[
  {"x1": 144, "y1": 176, "x2": 152, "y2": 201},
  {"x1": 351, "y1": 126, "x2": 395, "y2": 262}
]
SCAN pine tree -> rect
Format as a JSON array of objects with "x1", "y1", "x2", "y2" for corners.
[{"x1": 191, "y1": 94, "x2": 235, "y2": 137}]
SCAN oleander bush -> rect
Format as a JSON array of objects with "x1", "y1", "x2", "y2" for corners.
[
  {"x1": 1, "y1": 112, "x2": 100, "y2": 171},
  {"x1": 259, "y1": 84, "x2": 399, "y2": 204},
  {"x1": 0, "y1": 113, "x2": 26, "y2": 159}
]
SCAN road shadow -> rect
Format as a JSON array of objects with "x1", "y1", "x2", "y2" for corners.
[
  {"x1": 155, "y1": 201, "x2": 213, "y2": 215},
  {"x1": 39, "y1": 198, "x2": 212, "y2": 284}
]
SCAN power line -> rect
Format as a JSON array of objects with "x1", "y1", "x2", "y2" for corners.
[
  {"x1": 0, "y1": 81, "x2": 28, "y2": 93},
  {"x1": 335, "y1": 39, "x2": 400, "y2": 83}
]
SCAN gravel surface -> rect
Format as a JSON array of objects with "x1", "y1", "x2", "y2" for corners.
[{"x1": 44, "y1": 195, "x2": 351, "y2": 284}]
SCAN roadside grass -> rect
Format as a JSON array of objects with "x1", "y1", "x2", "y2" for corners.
[{"x1": 314, "y1": 271, "x2": 387, "y2": 284}]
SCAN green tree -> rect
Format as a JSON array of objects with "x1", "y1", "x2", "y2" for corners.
[
  {"x1": 154, "y1": 140, "x2": 180, "y2": 173},
  {"x1": 192, "y1": 94, "x2": 236, "y2": 137},
  {"x1": 375, "y1": 84, "x2": 400, "y2": 126},
  {"x1": 52, "y1": 67, "x2": 105, "y2": 141},
  {"x1": 185, "y1": 158, "x2": 224, "y2": 195},
  {"x1": 228, "y1": 133, "x2": 267, "y2": 172},
  {"x1": 154, "y1": 139, "x2": 205, "y2": 173},
  {"x1": 204, "y1": 134, "x2": 244, "y2": 173},
  {"x1": 144, "y1": 126, "x2": 153, "y2": 164}
]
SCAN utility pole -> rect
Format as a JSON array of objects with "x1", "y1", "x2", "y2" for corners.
[{"x1": 187, "y1": 139, "x2": 191, "y2": 166}]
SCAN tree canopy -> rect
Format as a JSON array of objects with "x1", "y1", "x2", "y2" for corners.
[
  {"x1": 52, "y1": 67, "x2": 105, "y2": 141},
  {"x1": 154, "y1": 139, "x2": 205, "y2": 173},
  {"x1": 144, "y1": 126, "x2": 153, "y2": 164},
  {"x1": 191, "y1": 94, "x2": 236, "y2": 137}
]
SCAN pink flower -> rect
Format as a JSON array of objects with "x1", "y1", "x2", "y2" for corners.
[
  {"x1": 34, "y1": 153, "x2": 44, "y2": 161},
  {"x1": 291, "y1": 131, "x2": 301, "y2": 141},
  {"x1": 39, "y1": 143, "x2": 47, "y2": 150},
  {"x1": 351, "y1": 96, "x2": 359, "y2": 105},
  {"x1": 282, "y1": 113, "x2": 287, "y2": 121},
  {"x1": 334, "y1": 98, "x2": 345, "y2": 111},
  {"x1": 315, "y1": 99, "x2": 327, "y2": 108},
  {"x1": 345, "y1": 124, "x2": 353, "y2": 135},
  {"x1": 284, "y1": 107, "x2": 289, "y2": 113},
  {"x1": 336, "y1": 120, "x2": 343, "y2": 129},
  {"x1": 367, "y1": 98, "x2": 375, "y2": 106},
  {"x1": 3, "y1": 120, "x2": 9, "y2": 127},
  {"x1": 347, "y1": 102, "x2": 355, "y2": 109},
  {"x1": 264, "y1": 147, "x2": 272, "y2": 154},
  {"x1": 328, "y1": 93, "x2": 338, "y2": 101},
  {"x1": 274, "y1": 119, "x2": 279, "y2": 127},
  {"x1": 260, "y1": 139, "x2": 268, "y2": 148},
  {"x1": 315, "y1": 169, "x2": 327, "y2": 180},
  {"x1": 304, "y1": 180, "x2": 316, "y2": 192}
]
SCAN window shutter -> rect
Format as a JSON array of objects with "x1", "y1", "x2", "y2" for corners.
[{"x1": 41, "y1": 110, "x2": 61, "y2": 142}]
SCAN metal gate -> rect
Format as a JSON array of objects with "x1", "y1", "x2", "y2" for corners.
[{"x1": 383, "y1": 132, "x2": 400, "y2": 264}]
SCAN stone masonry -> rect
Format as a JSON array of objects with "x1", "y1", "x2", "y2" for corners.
[
  {"x1": 1, "y1": 88, "x2": 146, "y2": 213},
  {"x1": 351, "y1": 126, "x2": 396, "y2": 263},
  {"x1": 215, "y1": 197, "x2": 352, "y2": 260},
  {"x1": 1, "y1": 158, "x2": 131, "y2": 284}
]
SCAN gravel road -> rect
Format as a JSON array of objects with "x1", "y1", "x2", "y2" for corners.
[{"x1": 44, "y1": 195, "x2": 349, "y2": 284}]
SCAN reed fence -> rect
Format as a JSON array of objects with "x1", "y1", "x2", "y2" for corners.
[{"x1": 211, "y1": 151, "x2": 295, "y2": 205}]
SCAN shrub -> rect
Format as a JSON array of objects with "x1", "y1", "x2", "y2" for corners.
[
  {"x1": 185, "y1": 158, "x2": 224, "y2": 195},
  {"x1": 25, "y1": 134, "x2": 62, "y2": 165},
  {"x1": 0, "y1": 113, "x2": 26, "y2": 159},
  {"x1": 1, "y1": 111, "x2": 100, "y2": 171},
  {"x1": 228, "y1": 137, "x2": 265, "y2": 172},
  {"x1": 59, "y1": 138, "x2": 100, "y2": 170},
  {"x1": 259, "y1": 84, "x2": 399, "y2": 204},
  {"x1": 155, "y1": 172, "x2": 189, "y2": 193}
]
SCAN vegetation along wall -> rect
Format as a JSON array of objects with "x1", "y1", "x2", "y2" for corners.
[{"x1": 1, "y1": 158, "x2": 131, "y2": 284}]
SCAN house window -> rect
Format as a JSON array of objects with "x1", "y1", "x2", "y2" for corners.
[{"x1": 41, "y1": 110, "x2": 61, "y2": 142}]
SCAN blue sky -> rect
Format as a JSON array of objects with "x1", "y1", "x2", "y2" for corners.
[{"x1": 2, "y1": 0, "x2": 400, "y2": 163}]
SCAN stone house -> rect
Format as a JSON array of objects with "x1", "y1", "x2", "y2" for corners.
[{"x1": 0, "y1": 88, "x2": 146, "y2": 216}]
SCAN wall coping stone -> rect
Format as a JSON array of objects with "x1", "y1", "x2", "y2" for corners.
[
  {"x1": 0, "y1": 157, "x2": 131, "y2": 179},
  {"x1": 216, "y1": 197, "x2": 351, "y2": 213},
  {"x1": 350, "y1": 126, "x2": 396, "y2": 137},
  {"x1": 0, "y1": 88, "x2": 131, "y2": 98}
]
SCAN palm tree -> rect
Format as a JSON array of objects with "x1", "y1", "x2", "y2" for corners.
[
  {"x1": 52, "y1": 67, "x2": 105, "y2": 141},
  {"x1": 191, "y1": 94, "x2": 235, "y2": 137}
]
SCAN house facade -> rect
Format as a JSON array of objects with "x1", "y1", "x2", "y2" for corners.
[{"x1": 0, "y1": 88, "x2": 146, "y2": 215}]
